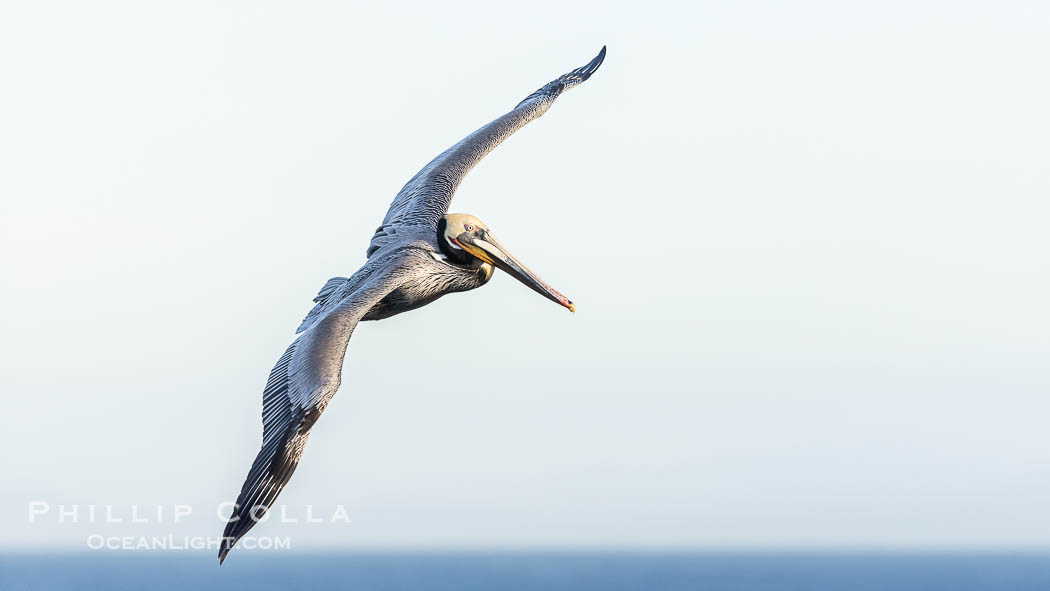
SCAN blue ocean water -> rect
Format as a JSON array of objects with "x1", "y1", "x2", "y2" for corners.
[{"x1": 3, "y1": 552, "x2": 1050, "y2": 590}]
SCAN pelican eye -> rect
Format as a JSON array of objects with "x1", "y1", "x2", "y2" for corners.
[{"x1": 464, "y1": 224, "x2": 474, "y2": 232}]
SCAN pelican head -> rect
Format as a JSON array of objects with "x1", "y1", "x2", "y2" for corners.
[{"x1": 438, "y1": 213, "x2": 574, "y2": 312}]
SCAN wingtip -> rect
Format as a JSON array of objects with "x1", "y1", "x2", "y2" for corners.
[
  {"x1": 218, "y1": 532, "x2": 236, "y2": 565},
  {"x1": 581, "y1": 46, "x2": 607, "y2": 81}
]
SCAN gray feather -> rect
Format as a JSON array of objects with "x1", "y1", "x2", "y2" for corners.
[{"x1": 366, "y1": 46, "x2": 606, "y2": 259}]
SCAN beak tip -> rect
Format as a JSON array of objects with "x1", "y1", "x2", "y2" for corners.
[{"x1": 567, "y1": 302, "x2": 575, "y2": 314}]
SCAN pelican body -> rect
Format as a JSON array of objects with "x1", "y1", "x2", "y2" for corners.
[{"x1": 218, "y1": 47, "x2": 605, "y2": 563}]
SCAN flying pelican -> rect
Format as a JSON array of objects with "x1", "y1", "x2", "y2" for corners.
[{"x1": 218, "y1": 46, "x2": 605, "y2": 564}]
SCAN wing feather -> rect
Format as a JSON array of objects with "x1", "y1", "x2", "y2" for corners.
[
  {"x1": 366, "y1": 46, "x2": 606, "y2": 258},
  {"x1": 218, "y1": 249, "x2": 425, "y2": 564}
]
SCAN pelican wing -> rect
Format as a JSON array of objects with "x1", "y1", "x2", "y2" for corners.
[
  {"x1": 366, "y1": 46, "x2": 606, "y2": 258},
  {"x1": 218, "y1": 249, "x2": 424, "y2": 564}
]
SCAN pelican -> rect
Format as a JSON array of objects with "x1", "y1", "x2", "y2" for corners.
[{"x1": 217, "y1": 47, "x2": 605, "y2": 563}]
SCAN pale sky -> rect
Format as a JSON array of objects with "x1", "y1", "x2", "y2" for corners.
[{"x1": 2, "y1": 0, "x2": 1049, "y2": 551}]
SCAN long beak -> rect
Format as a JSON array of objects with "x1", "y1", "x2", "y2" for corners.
[{"x1": 461, "y1": 231, "x2": 575, "y2": 313}]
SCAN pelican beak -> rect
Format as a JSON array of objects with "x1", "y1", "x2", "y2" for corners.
[{"x1": 460, "y1": 231, "x2": 575, "y2": 313}]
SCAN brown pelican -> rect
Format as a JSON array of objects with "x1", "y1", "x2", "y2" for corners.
[{"x1": 218, "y1": 47, "x2": 605, "y2": 563}]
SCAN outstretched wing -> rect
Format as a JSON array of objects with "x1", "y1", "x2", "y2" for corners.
[
  {"x1": 366, "y1": 46, "x2": 606, "y2": 258},
  {"x1": 218, "y1": 249, "x2": 423, "y2": 564}
]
